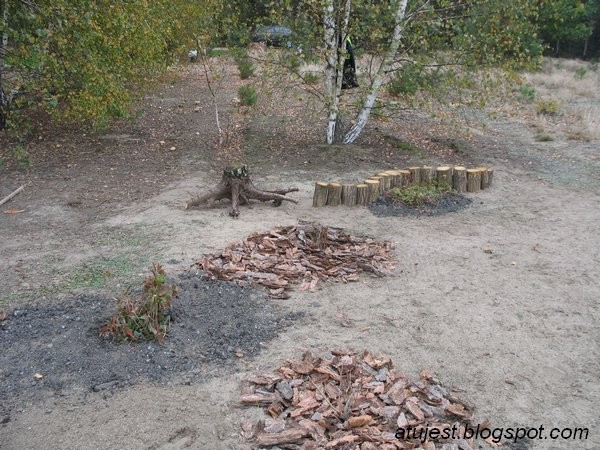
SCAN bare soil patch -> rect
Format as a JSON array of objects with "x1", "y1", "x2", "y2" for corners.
[
  {"x1": 0, "y1": 56, "x2": 598, "y2": 449},
  {"x1": 0, "y1": 274, "x2": 302, "y2": 420}
]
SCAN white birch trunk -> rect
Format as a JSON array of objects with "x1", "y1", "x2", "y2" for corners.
[
  {"x1": 343, "y1": 0, "x2": 408, "y2": 144},
  {"x1": 323, "y1": 0, "x2": 351, "y2": 144}
]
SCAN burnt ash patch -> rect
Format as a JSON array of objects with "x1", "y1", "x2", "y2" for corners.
[
  {"x1": 369, "y1": 192, "x2": 472, "y2": 217},
  {"x1": 0, "y1": 273, "x2": 301, "y2": 415}
]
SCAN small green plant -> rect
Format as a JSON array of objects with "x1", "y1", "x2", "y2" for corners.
[
  {"x1": 535, "y1": 99, "x2": 560, "y2": 116},
  {"x1": 13, "y1": 144, "x2": 30, "y2": 168},
  {"x1": 535, "y1": 132, "x2": 554, "y2": 142},
  {"x1": 208, "y1": 47, "x2": 228, "y2": 58},
  {"x1": 395, "y1": 140, "x2": 423, "y2": 154},
  {"x1": 574, "y1": 67, "x2": 587, "y2": 80},
  {"x1": 303, "y1": 72, "x2": 319, "y2": 84},
  {"x1": 518, "y1": 84, "x2": 536, "y2": 103},
  {"x1": 391, "y1": 180, "x2": 452, "y2": 207},
  {"x1": 100, "y1": 263, "x2": 177, "y2": 344},
  {"x1": 232, "y1": 49, "x2": 254, "y2": 79},
  {"x1": 238, "y1": 85, "x2": 257, "y2": 106},
  {"x1": 0, "y1": 158, "x2": 5, "y2": 171}
]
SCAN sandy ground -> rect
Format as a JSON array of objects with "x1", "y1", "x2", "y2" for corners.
[{"x1": 0, "y1": 62, "x2": 599, "y2": 449}]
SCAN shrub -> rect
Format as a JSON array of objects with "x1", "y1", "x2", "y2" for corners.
[
  {"x1": 99, "y1": 263, "x2": 177, "y2": 344},
  {"x1": 391, "y1": 180, "x2": 452, "y2": 207},
  {"x1": 238, "y1": 85, "x2": 257, "y2": 106},
  {"x1": 303, "y1": 73, "x2": 319, "y2": 85},
  {"x1": 518, "y1": 85, "x2": 536, "y2": 103},
  {"x1": 535, "y1": 99, "x2": 560, "y2": 115}
]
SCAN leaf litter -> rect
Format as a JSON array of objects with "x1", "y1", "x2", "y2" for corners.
[
  {"x1": 197, "y1": 221, "x2": 395, "y2": 298},
  {"x1": 240, "y1": 350, "x2": 491, "y2": 449}
]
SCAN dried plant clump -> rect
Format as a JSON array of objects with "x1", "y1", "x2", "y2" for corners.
[{"x1": 100, "y1": 263, "x2": 177, "y2": 344}]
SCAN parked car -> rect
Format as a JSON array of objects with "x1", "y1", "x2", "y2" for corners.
[{"x1": 253, "y1": 26, "x2": 294, "y2": 47}]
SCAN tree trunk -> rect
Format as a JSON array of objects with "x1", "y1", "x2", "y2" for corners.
[
  {"x1": 452, "y1": 166, "x2": 467, "y2": 193},
  {"x1": 312, "y1": 182, "x2": 329, "y2": 207},
  {"x1": 323, "y1": 0, "x2": 351, "y2": 144},
  {"x1": 342, "y1": 0, "x2": 409, "y2": 144},
  {"x1": 186, "y1": 165, "x2": 298, "y2": 217},
  {"x1": 326, "y1": 182, "x2": 343, "y2": 206},
  {"x1": 341, "y1": 184, "x2": 357, "y2": 206}
]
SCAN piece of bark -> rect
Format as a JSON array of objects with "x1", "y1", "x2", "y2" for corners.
[
  {"x1": 436, "y1": 166, "x2": 452, "y2": 185},
  {"x1": 408, "y1": 167, "x2": 421, "y2": 185},
  {"x1": 487, "y1": 168, "x2": 494, "y2": 187},
  {"x1": 467, "y1": 169, "x2": 482, "y2": 192},
  {"x1": 421, "y1": 166, "x2": 434, "y2": 184},
  {"x1": 326, "y1": 183, "x2": 343, "y2": 206},
  {"x1": 347, "y1": 415, "x2": 373, "y2": 428},
  {"x1": 241, "y1": 393, "x2": 279, "y2": 405},
  {"x1": 452, "y1": 166, "x2": 467, "y2": 193},
  {"x1": 313, "y1": 182, "x2": 329, "y2": 207},
  {"x1": 479, "y1": 167, "x2": 490, "y2": 189},
  {"x1": 342, "y1": 184, "x2": 358, "y2": 206},
  {"x1": 364, "y1": 180, "x2": 381, "y2": 203},
  {"x1": 356, "y1": 184, "x2": 369, "y2": 206},
  {"x1": 255, "y1": 428, "x2": 308, "y2": 446}
]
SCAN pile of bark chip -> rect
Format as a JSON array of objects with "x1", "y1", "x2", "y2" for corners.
[
  {"x1": 240, "y1": 350, "x2": 491, "y2": 449},
  {"x1": 198, "y1": 221, "x2": 395, "y2": 298}
]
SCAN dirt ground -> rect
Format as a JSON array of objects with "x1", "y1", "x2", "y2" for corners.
[{"x1": 0, "y1": 59, "x2": 599, "y2": 450}]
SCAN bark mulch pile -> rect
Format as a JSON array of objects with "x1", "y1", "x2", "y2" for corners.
[
  {"x1": 197, "y1": 222, "x2": 395, "y2": 299},
  {"x1": 240, "y1": 350, "x2": 493, "y2": 449}
]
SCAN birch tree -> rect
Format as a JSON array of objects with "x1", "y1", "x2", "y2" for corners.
[{"x1": 266, "y1": 0, "x2": 541, "y2": 145}]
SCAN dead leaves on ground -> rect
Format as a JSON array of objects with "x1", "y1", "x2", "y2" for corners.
[
  {"x1": 197, "y1": 222, "x2": 395, "y2": 298},
  {"x1": 241, "y1": 350, "x2": 486, "y2": 449}
]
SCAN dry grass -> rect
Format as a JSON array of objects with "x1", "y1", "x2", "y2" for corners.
[{"x1": 519, "y1": 58, "x2": 600, "y2": 140}]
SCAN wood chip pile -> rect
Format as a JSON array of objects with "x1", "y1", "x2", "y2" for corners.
[
  {"x1": 197, "y1": 222, "x2": 395, "y2": 298},
  {"x1": 240, "y1": 350, "x2": 489, "y2": 449}
]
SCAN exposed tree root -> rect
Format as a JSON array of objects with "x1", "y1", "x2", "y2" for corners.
[{"x1": 185, "y1": 165, "x2": 298, "y2": 217}]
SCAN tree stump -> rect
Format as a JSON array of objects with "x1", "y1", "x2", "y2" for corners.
[
  {"x1": 312, "y1": 182, "x2": 329, "y2": 207},
  {"x1": 467, "y1": 169, "x2": 481, "y2": 192},
  {"x1": 436, "y1": 166, "x2": 452, "y2": 185},
  {"x1": 452, "y1": 166, "x2": 467, "y2": 193},
  {"x1": 342, "y1": 184, "x2": 358, "y2": 206},
  {"x1": 487, "y1": 168, "x2": 494, "y2": 187},
  {"x1": 408, "y1": 167, "x2": 421, "y2": 185},
  {"x1": 356, "y1": 184, "x2": 368, "y2": 205},
  {"x1": 326, "y1": 183, "x2": 343, "y2": 206},
  {"x1": 376, "y1": 172, "x2": 393, "y2": 191},
  {"x1": 479, "y1": 167, "x2": 490, "y2": 190},
  {"x1": 186, "y1": 165, "x2": 298, "y2": 217},
  {"x1": 365, "y1": 179, "x2": 380, "y2": 203},
  {"x1": 397, "y1": 170, "x2": 411, "y2": 187},
  {"x1": 421, "y1": 166, "x2": 434, "y2": 184}
]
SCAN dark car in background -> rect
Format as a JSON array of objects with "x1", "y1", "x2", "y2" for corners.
[{"x1": 253, "y1": 26, "x2": 293, "y2": 47}]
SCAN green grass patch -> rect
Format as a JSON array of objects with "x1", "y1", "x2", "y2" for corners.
[{"x1": 391, "y1": 181, "x2": 452, "y2": 207}]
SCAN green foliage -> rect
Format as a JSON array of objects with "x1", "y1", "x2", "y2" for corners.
[
  {"x1": 391, "y1": 180, "x2": 452, "y2": 207},
  {"x1": 537, "y1": 0, "x2": 593, "y2": 55},
  {"x1": 535, "y1": 132, "x2": 554, "y2": 142},
  {"x1": 518, "y1": 85, "x2": 537, "y2": 103},
  {"x1": 1, "y1": 0, "x2": 222, "y2": 134},
  {"x1": 99, "y1": 264, "x2": 176, "y2": 344},
  {"x1": 238, "y1": 85, "x2": 257, "y2": 106},
  {"x1": 536, "y1": 99, "x2": 561, "y2": 115},
  {"x1": 303, "y1": 73, "x2": 319, "y2": 84},
  {"x1": 574, "y1": 67, "x2": 588, "y2": 79},
  {"x1": 232, "y1": 49, "x2": 254, "y2": 79},
  {"x1": 13, "y1": 145, "x2": 30, "y2": 168}
]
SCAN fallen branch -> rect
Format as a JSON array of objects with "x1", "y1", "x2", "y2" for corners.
[{"x1": 0, "y1": 184, "x2": 25, "y2": 206}]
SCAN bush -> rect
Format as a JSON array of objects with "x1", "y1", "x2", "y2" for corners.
[
  {"x1": 232, "y1": 49, "x2": 254, "y2": 79},
  {"x1": 99, "y1": 264, "x2": 177, "y2": 344},
  {"x1": 518, "y1": 85, "x2": 536, "y2": 103},
  {"x1": 391, "y1": 180, "x2": 452, "y2": 207},
  {"x1": 238, "y1": 85, "x2": 257, "y2": 106},
  {"x1": 535, "y1": 99, "x2": 560, "y2": 115},
  {"x1": 303, "y1": 73, "x2": 319, "y2": 84}
]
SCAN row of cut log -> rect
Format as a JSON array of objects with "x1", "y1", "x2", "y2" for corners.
[{"x1": 313, "y1": 165, "x2": 494, "y2": 207}]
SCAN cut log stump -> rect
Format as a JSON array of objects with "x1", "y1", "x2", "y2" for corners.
[
  {"x1": 342, "y1": 184, "x2": 358, "y2": 206},
  {"x1": 186, "y1": 165, "x2": 298, "y2": 217},
  {"x1": 467, "y1": 169, "x2": 482, "y2": 192},
  {"x1": 312, "y1": 182, "x2": 329, "y2": 207},
  {"x1": 326, "y1": 183, "x2": 343, "y2": 206},
  {"x1": 356, "y1": 184, "x2": 368, "y2": 205},
  {"x1": 452, "y1": 166, "x2": 467, "y2": 193}
]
